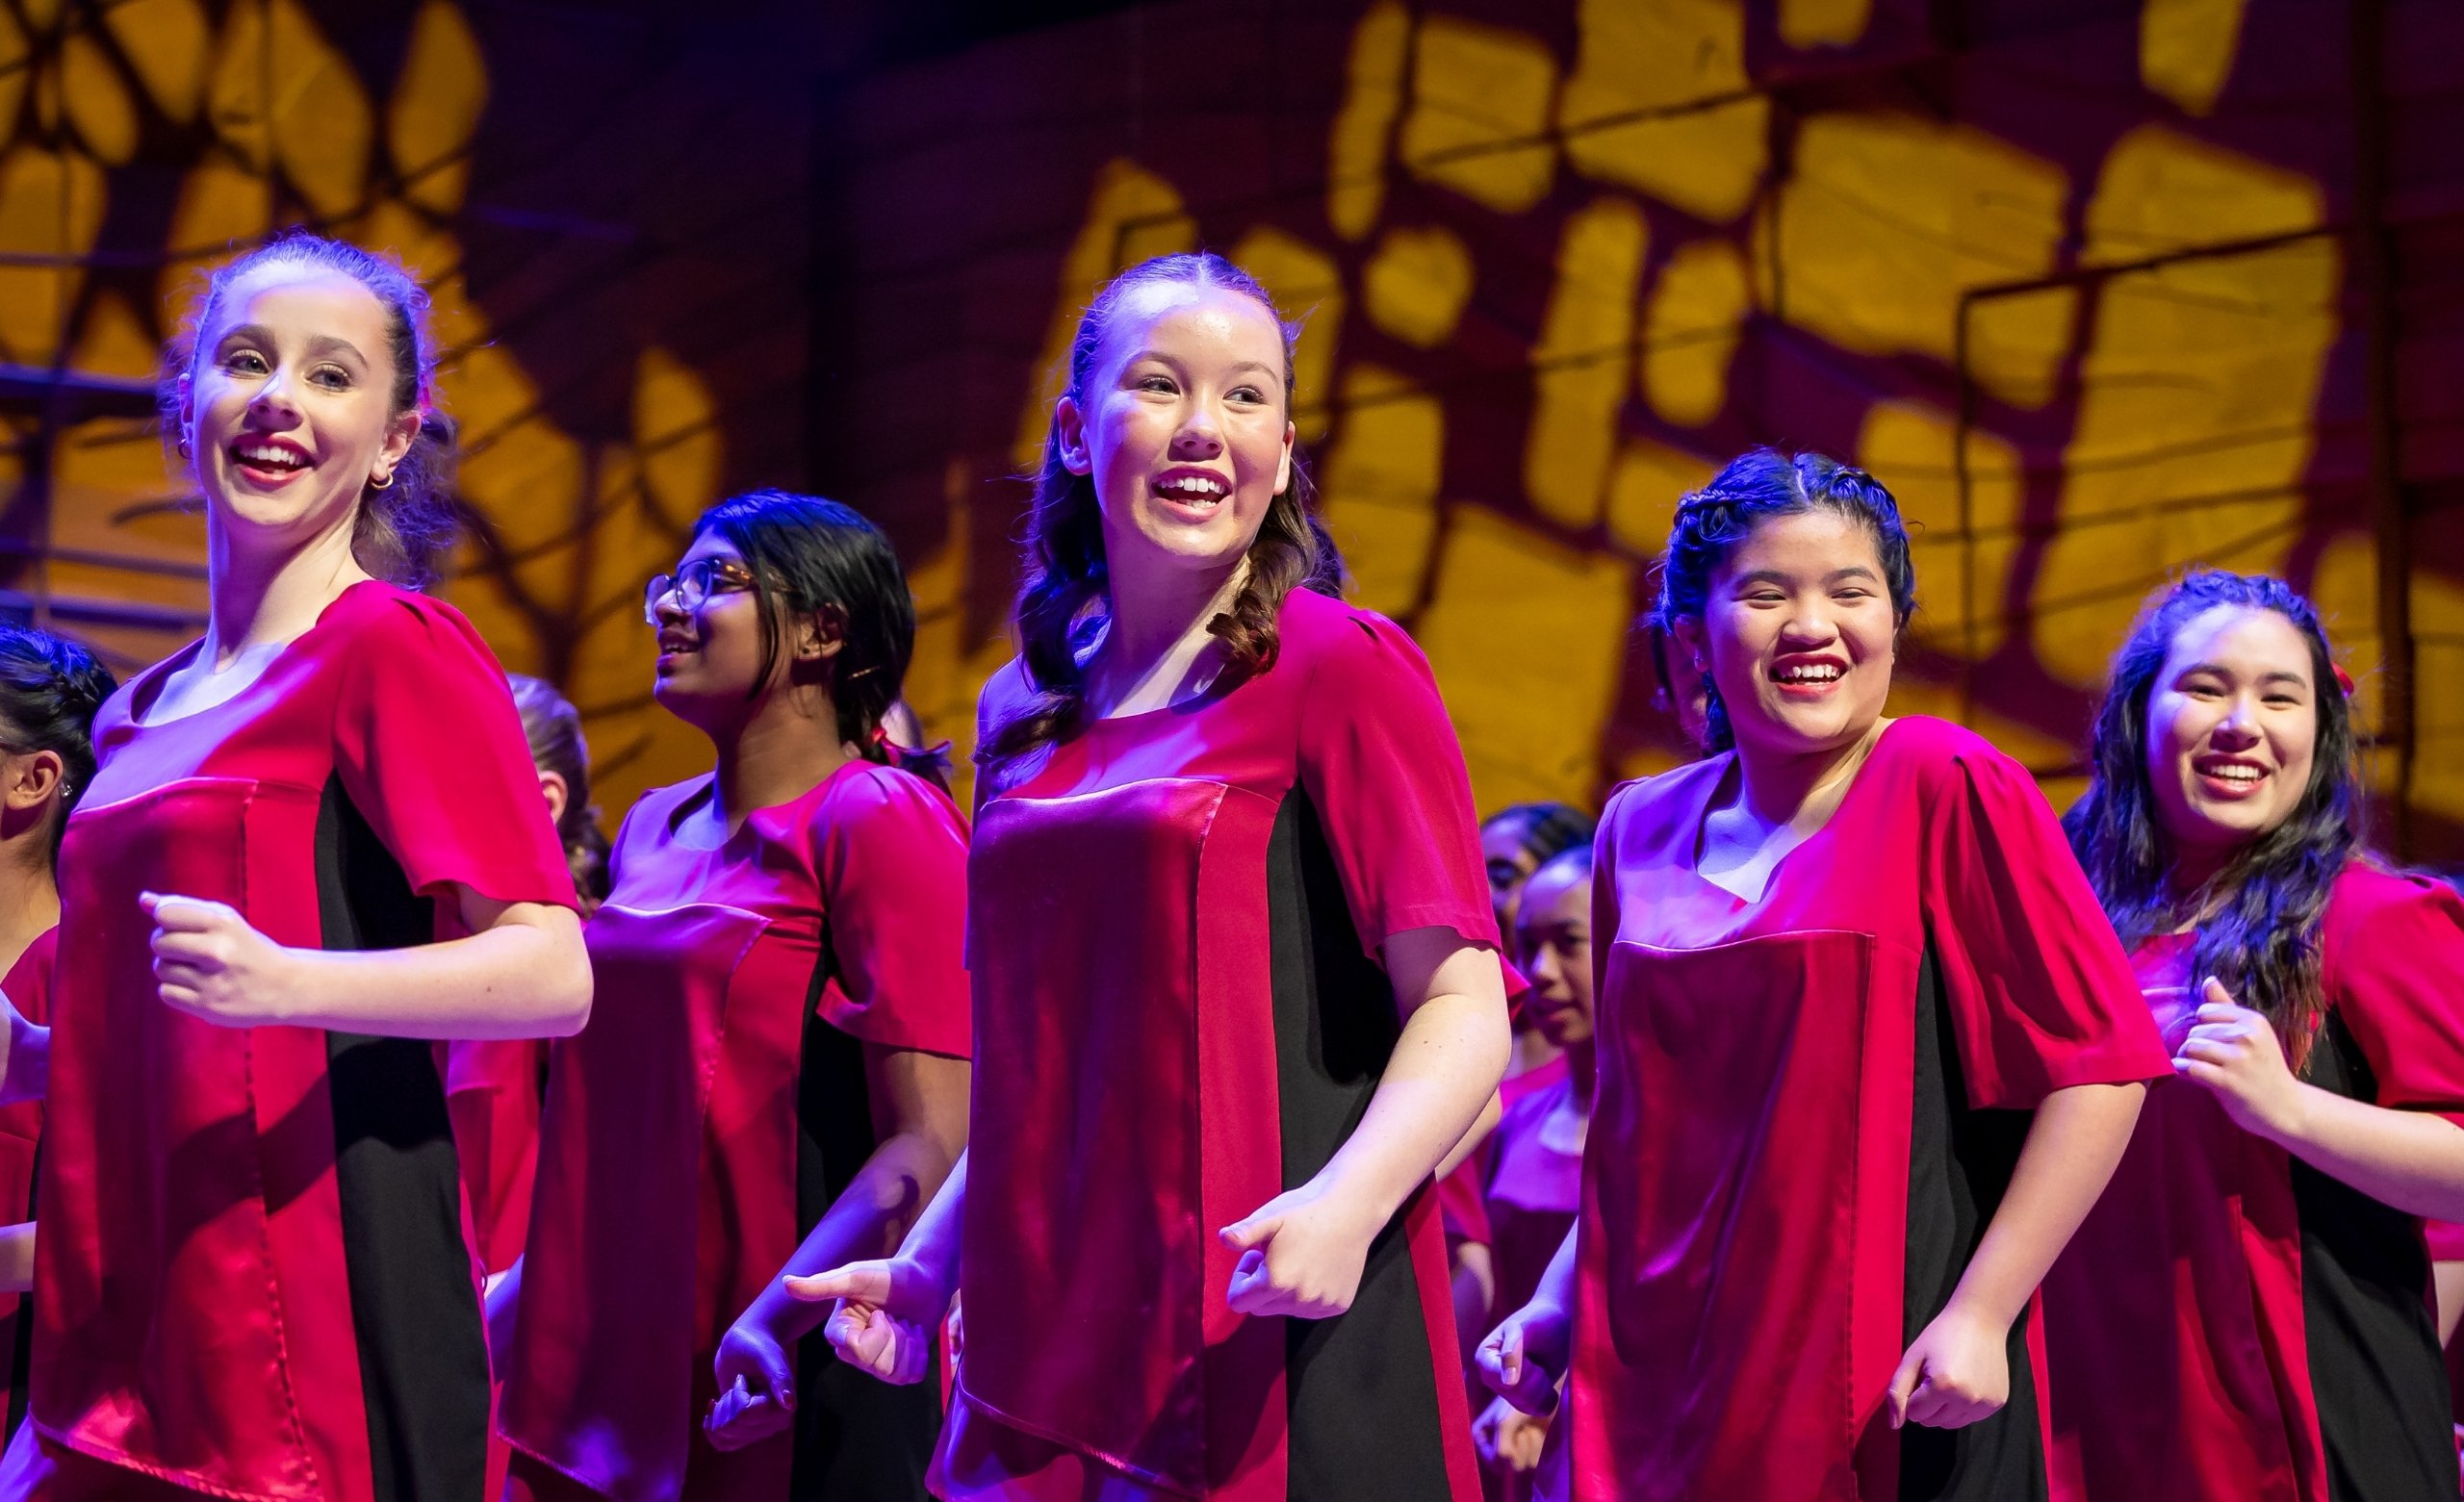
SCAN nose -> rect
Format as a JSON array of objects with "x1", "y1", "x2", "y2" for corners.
[
  {"x1": 1170, "y1": 400, "x2": 1223, "y2": 458},
  {"x1": 1778, "y1": 598, "x2": 1837, "y2": 647},
  {"x1": 246, "y1": 366, "x2": 302, "y2": 424},
  {"x1": 2214, "y1": 693, "x2": 2263, "y2": 744}
]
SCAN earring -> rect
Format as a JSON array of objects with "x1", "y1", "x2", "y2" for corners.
[
  {"x1": 176, "y1": 436, "x2": 192, "y2": 459},
  {"x1": 368, "y1": 470, "x2": 395, "y2": 491}
]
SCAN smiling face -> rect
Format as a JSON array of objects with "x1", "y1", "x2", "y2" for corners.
[
  {"x1": 183, "y1": 261, "x2": 420, "y2": 560},
  {"x1": 1679, "y1": 508, "x2": 1898, "y2": 759},
  {"x1": 1515, "y1": 859, "x2": 1594, "y2": 1051},
  {"x1": 1054, "y1": 281, "x2": 1296, "y2": 588},
  {"x1": 649, "y1": 532, "x2": 775, "y2": 729},
  {"x1": 2144, "y1": 603, "x2": 2321, "y2": 866}
]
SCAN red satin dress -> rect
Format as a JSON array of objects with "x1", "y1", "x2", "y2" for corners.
[
  {"x1": 501, "y1": 759, "x2": 971, "y2": 1502},
  {"x1": 1484, "y1": 1078, "x2": 1582, "y2": 1348},
  {"x1": 937, "y1": 588, "x2": 1499, "y2": 1502},
  {"x1": 1549, "y1": 717, "x2": 2169, "y2": 1502},
  {"x1": 2041, "y1": 864, "x2": 2464, "y2": 1502},
  {"x1": 0, "y1": 928, "x2": 56, "y2": 1441},
  {"x1": 21, "y1": 581, "x2": 577, "y2": 1502},
  {"x1": 446, "y1": 1039, "x2": 547, "y2": 1276}
]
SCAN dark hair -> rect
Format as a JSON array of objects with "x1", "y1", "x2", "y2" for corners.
[
  {"x1": 0, "y1": 625, "x2": 117, "y2": 864},
  {"x1": 506, "y1": 674, "x2": 611, "y2": 903},
  {"x1": 1484, "y1": 802, "x2": 1596, "y2": 869},
  {"x1": 977, "y1": 251, "x2": 1343, "y2": 777},
  {"x1": 163, "y1": 230, "x2": 459, "y2": 589},
  {"x1": 691, "y1": 491, "x2": 923, "y2": 774},
  {"x1": 2063, "y1": 570, "x2": 2360, "y2": 1071},
  {"x1": 1651, "y1": 448, "x2": 1915, "y2": 752}
]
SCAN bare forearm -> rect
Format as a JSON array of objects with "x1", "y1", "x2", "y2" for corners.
[
  {"x1": 0, "y1": 1221, "x2": 30, "y2": 1294},
  {"x1": 1437, "y1": 1091, "x2": 1502, "y2": 1182},
  {"x1": 749, "y1": 1131, "x2": 962, "y2": 1341},
  {"x1": 1319, "y1": 990, "x2": 1510, "y2": 1226},
  {"x1": 276, "y1": 922, "x2": 590, "y2": 1037},
  {"x1": 1945, "y1": 1082, "x2": 2145, "y2": 1329},
  {"x1": 2270, "y1": 1087, "x2": 2464, "y2": 1221},
  {"x1": 0, "y1": 1008, "x2": 43, "y2": 1106}
]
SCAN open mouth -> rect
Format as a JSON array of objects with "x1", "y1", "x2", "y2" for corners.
[
  {"x1": 1769, "y1": 657, "x2": 1848, "y2": 695},
  {"x1": 2192, "y1": 754, "x2": 2270, "y2": 797},
  {"x1": 229, "y1": 440, "x2": 311, "y2": 483},
  {"x1": 1150, "y1": 471, "x2": 1230, "y2": 514}
]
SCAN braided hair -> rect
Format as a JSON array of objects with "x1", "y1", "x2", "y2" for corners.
[{"x1": 0, "y1": 625, "x2": 117, "y2": 863}]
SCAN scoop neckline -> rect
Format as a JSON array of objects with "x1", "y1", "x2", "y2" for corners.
[{"x1": 125, "y1": 577, "x2": 388, "y2": 730}]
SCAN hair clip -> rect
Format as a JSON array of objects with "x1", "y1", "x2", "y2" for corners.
[{"x1": 2331, "y1": 663, "x2": 2355, "y2": 699}]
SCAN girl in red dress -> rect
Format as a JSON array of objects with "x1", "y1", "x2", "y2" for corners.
[
  {"x1": 1472, "y1": 844, "x2": 1594, "y2": 1498},
  {"x1": 0, "y1": 629, "x2": 117, "y2": 1438},
  {"x1": 1480, "y1": 449, "x2": 2169, "y2": 1502},
  {"x1": 449, "y1": 675, "x2": 611, "y2": 1283},
  {"x1": 794, "y1": 251, "x2": 1511, "y2": 1501},
  {"x1": 498, "y1": 492, "x2": 971, "y2": 1502},
  {"x1": 0, "y1": 231, "x2": 590, "y2": 1502},
  {"x1": 2040, "y1": 570, "x2": 2464, "y2": 1502}
]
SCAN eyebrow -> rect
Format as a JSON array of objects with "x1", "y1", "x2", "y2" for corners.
[
  {"x1": 1731, "y1": 566, "x2": 1880, "y2": 587},
  {"x1": 215, "y1": 324, "x2": 370, "y2": 364},
  {"x1": 1122, "y1": 351, "x2": 1281, "y2": 379},
  {"x1": 2178, "y1": 662, "x2": 2311, "y2": 689}
]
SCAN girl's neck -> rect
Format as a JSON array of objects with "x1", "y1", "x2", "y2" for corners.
[
  {"x1": 1730, "y1": 717, "x2": 1888, "y2": 832},
  {"x1": 706, "y1": 686, "x2": 856, "y2": 834},
  {"x1": 0, "y1": 857, "x2": 59, "y2": 970},
  {"x1": 204, "y1": 515, "x2": 371, "y2": 669},
  {"x1": 1090, "y1": 553, "x2": 1247, "y2": 715}
]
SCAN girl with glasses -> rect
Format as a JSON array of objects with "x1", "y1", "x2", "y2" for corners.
[{"x1": 498, "y1": 492, "x2": 970, "y2": 1502}]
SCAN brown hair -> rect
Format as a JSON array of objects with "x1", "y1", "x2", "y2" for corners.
[
  {"x1": 975, "y1": 251, "x2": 1342, "y2": 779},
  {"x1": 162, "y1": 229, "x2": 459, "y2": 589},
  {"x1": 506, "y1": 674, "x2": 611, "y2": 902}
]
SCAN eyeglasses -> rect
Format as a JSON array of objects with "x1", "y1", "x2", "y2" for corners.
[{"x1": 644, "y1": 557, "x2": 757, "y2": 624}]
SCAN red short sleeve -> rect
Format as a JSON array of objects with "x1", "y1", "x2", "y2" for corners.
[
  {"x1": 331, "y1": 591, "x2": 578, "y2": 923},
  {"x1": 813, "y1": 764, "x2": 972, "y2": 1058},
  {"x1": 1915, "y1": 730, "x2": 2170, "y2": 1108},
  {"x1": 2322, "y1": 870, "x2": 2464, "y2": 1131},
  {"x1": 1295, "y1": 607, "x2": 1500, "y2": 958}
]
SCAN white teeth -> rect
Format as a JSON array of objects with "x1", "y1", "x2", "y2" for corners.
[
  {"x1": 236, "y1": 445, "x2": 304, "y2": 469},
  {"x1": 1775, "y1": 664, "x2": 1843, "y2": 683},
  {"x1": 1155, "y1": 474, "x2": 1226, "y2": 499}
]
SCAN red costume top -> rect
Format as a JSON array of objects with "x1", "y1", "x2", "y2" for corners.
[
  {"x1": 937, "y1": 587, "x2": 1499, "y2": 1502},
  {"x1": 1553, "y1": 717, "x2": 2169, "y2": 1502},
  {"x1": 28, "y1": 581, "x2": 576, "y2": 1502},
  {"x1": 0, "y1": 928, "x2": 56, "y2": 1441},
  {"x1": 501, "y1": 759, "x2": 971, "y2": 1502},
  {"x1": 447, "y1": 1038, "x2": 547, "y2": 1275},
  {"x1": 2041, "y1": 863, "x2": 2464, "y2": 1502}
]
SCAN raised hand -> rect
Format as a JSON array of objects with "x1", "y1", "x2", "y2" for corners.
[
  {"x1": 143, "y1": 892, "x2": 304, "y2": 1027},
  {"x1": 785, "y1": 1258, "x2": 947, "y2": 1386},
  {"x1": 706, "y1": 1315, "x2": 797, "y2": 1450},
  {"x1": 1476, "y1": 1298, "x2": 1570, "y2": 1416},
  {"x1": 1219, "y1": 1181, "x2": 1380, "y2": 1319},
  {"x1": 2173, "y1": 977, "x2": 2307, "y2": 1141},
  {"x1": 1886, "y1": 1303, "x2": 2009, "y2": 1430}
]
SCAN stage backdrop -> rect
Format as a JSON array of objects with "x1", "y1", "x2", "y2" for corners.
[{"x1": 3, "y1": 0, "x2": 2461, "y2": 858}]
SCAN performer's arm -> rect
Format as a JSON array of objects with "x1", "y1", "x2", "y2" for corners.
[
  {"x1": 141, "y1": 887, "x2": 590, "y2": 1039},
  {"x1": 1476, "y1": 1219, "x2": 1578, "y2": 1415},
  {"x1": 0, "y1": 996, "x2": 42, "y2": 1105},
  {"x1": 1886, "y1": 1079, "x2": 2146, "y2": 1429},
  {"x1": 785, "y1": 1151, "x2": 969, "y2": 1386},
  {"x1": 2176, "y1": 980, "x2": 2464, "y2": 1219},
  {"x1": 709, "y1": 1047, "x2": 969, "y2": 1444},
  {"x1": 1218, "y1": 926, "x2": 1510, "y2": 1319}
]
